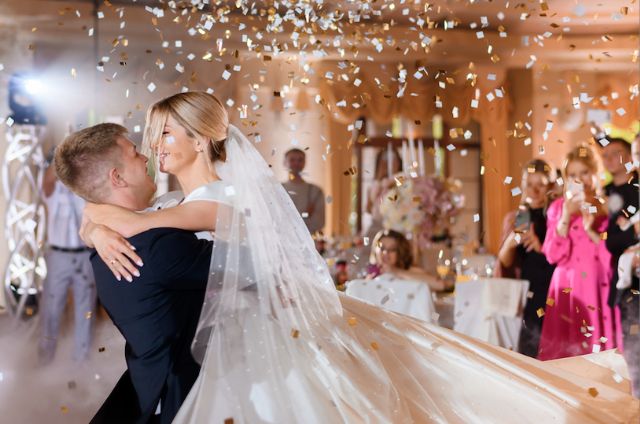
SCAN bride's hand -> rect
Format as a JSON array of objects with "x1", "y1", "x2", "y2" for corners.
[
  {"x1": 84, "y1": 203, "x2": 141, "y2": 237},
  {"x1": 89, "y1": 223, "x2": 143, "y2": 282}
]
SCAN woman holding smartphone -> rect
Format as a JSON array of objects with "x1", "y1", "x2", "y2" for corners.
[
  {"x1": 538, "y1": 144, "x2": 617, "y2": 360},
  {"x1": 497, "y1": 159, "x2": 556, "y2": 357}
]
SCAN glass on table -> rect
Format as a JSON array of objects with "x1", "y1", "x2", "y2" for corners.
[{"x1": 436, "y1": 250, "x2": 456, "y2": 292}]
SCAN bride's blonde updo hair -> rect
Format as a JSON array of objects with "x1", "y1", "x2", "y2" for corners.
[{"x1": 143, "y1": 91, "x2": 229, "y2": 165}]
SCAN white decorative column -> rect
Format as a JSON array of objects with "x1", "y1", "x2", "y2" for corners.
[{"x1": 2, "y1": 125, "x2": 47, "y2": 319}]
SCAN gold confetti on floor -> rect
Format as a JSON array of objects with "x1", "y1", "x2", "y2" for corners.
[
  {"x1": 588, "y1": 387, "x2": 599, "y2": 398},
  {"x1": 536, "y1": 308, "x2": 545, "y2": 318},
  {"x1": 370, "y1": 341, "x2": 379, "y2": 351},
  {"x1": 347, "y1": 316, "x2": 357, "y2": 327}
]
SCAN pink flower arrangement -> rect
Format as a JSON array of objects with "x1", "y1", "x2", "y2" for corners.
[{"x1": 379, "y1": 175, "x2": 464, "y2": 246}]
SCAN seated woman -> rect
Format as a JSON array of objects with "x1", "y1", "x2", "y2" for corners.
[{"x1": 346, "y1": 229, "x2": 442, "y2": 323}]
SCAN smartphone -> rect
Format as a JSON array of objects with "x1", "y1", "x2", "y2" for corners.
[
  {"x1": 566, "y1": 180, "x2": 584, "y2": 199},
  {"x1": 514, "y1": 206, "x2": 531, "y2": 233}
]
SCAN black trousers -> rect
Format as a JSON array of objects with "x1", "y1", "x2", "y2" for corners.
[{"x1": 90, "y1": 371, "x2": 157, "y2": 424}]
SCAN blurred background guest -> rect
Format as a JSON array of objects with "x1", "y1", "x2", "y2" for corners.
[
  {"x1": 38, "y1": 147, "x2": 96, "y2": 365},
  {"x1": 366, "y1": 229, "x2": 444, "y2": 291},
  {"x1": 282, "y1": 148, "x2": 325, "y2": 236},
  {"x1": 614, "y1": 134, "x2": 640, "y2": 397},
  {"x1": 347, "y1": 229, "x2": 441, "y2": 323},
  {"x1": 364, "y1": 147, "x2": 403, "y2": 239},
  {"x1": 538, "y1": 145, "x2": 615, "y2": 360},
  {"x1": 497, "y1": 159, "x2": 556, "y2": 357},
  {"x1": 598, "y1": 137, "x2": 638, "y2": 346}
]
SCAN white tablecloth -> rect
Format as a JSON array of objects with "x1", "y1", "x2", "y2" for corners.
[
  {"x1": 453, "y1": 278, "x2": 529, "y2": 350},
  {"x1": 345, "y1": 275, "x2": 437, "y2": 324}
]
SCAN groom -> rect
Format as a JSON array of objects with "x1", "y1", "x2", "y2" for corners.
[{"x1": 54, "y1": 123, "x2": 211, "y2": 423}]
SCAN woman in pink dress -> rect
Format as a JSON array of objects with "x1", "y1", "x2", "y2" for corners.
[{"x1": 539, "y1": 144, "x2": 617, "y2": 360}]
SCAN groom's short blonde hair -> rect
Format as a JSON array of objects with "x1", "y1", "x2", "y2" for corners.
[{"x1": 54, "y1": 123, "x2": 127, "y2": 202}]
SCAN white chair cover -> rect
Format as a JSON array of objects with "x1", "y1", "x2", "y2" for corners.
[
  {"x1": 345, "y1": 274, "x2": 437, "y2": 324},
  {"x1": 454, "y1": 278, "x2": 529, "y2": 350}
]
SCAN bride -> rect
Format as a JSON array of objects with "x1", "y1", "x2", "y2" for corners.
[{"x1": 84, "y1": 92, "x2": 638, "y2": 423}]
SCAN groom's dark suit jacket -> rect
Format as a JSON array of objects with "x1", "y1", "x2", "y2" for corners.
[{"x1": 90, "y1": 228, "x2": 212, "y2": 424}]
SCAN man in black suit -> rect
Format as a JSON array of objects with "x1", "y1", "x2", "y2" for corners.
[{"x1": 54, "y1": 123, "x2": 211, "y2": 423}]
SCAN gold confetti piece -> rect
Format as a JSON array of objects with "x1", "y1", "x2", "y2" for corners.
[
  {"x1": 370, "y1": 341, "x2": 379, "y2": 351},
  {"x1": 536, "y1": 308, "x2": 545, "y2": 318},
  {"x1": 588, "y1": 387, "x2": 598, "y2": 398},
  {"x1": 343, "y1": 166, "x2": 357, "y2": 176},
  {"x1": 291, "y1": 329, "x2": 299, "y2": 338},
  {"x1": 85, "y1": 311, "x2": 92, "y2": 319},
  {"x1": 60, "y1": 406, "x2": 69, "y2": 414},
  {"x1": 224, "y1": 419, "x2": 234, "y2": 424},
  {"x1": 546, "y1": 298, "x2": 555, "y2": 307},
  {"x1": 562, "y1": 288, "x2": 572, "y2": 294},
  {"x1": 347, "y1": 317, "x2": 357, "y2": 327}
]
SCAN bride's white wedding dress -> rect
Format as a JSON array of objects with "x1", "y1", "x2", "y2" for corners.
[{"x1": 172, "y1": 126, "x2": 638, "y2": 423}]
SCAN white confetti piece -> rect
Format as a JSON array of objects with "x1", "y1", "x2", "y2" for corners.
[
  {"x1": 511, "y1": 187, "x2": 522, "y2": 197},
  {"x1": 473, "y1": 214, "x2": 480, "y2": 222},
  {"x1": 222, "y1": 70, "x2": 231, "y2": 80},
  {"x1": 133, "y1": 125, "x2": 141, "y2": 133},
  {"x1": 616, "y1": 108, "x2": 626, "y2": 116},
  {"x1": 147, "y1": 82, "x2": 156, "y2": 92},
  {"x1": 175, "y1": 63, "x2": 184, "y2": 73}
]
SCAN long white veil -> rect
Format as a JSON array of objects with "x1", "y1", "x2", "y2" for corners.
[{"x1": 184, "y1": 125, "x2": 408, "y2": 422}]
